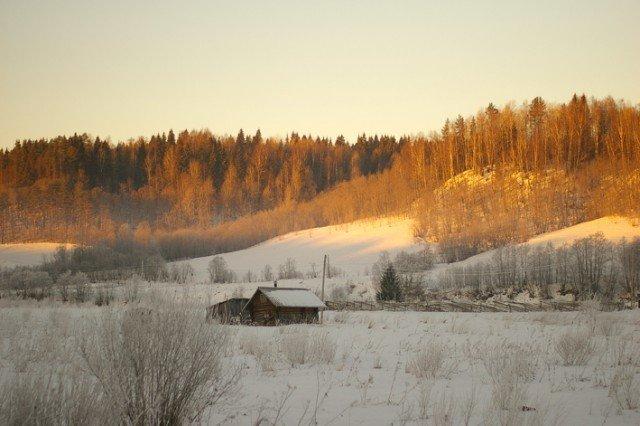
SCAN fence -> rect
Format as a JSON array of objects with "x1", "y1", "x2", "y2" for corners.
[{"x1": 324, "y1": 299, "x2": 625, "y2": 313}]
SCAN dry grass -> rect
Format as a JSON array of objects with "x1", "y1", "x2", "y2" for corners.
[
  {"x1": 405, "y1": 340, "x2": 458, "y2": 379},
  {"x1": 554, "y1": 329, "x2": 597, "y2": 366},
  {"x1": 596, "y1": 314, "x2": 624, "y2": 338},
  {"x1": 0, "y1": 368, "x2": 107, "y2": 425},
  {"x1": 77, "y1": 306, "x2": 238, "y2": 425},
  {"x1": 480, "y1": 341, "x2": 538, "y2": 382},
  {"x1": 609, "y1": 365, "x2": 640, "y2": 410},
  {"x1": 458, "y1": 384, "x2": 478, "y2": 426},
  {"x1": 432, "y1": 390, "x2": 456, "y2": 426},
  {"x1": 279, "y1": 327, "x2": 337, "y2": 367}
]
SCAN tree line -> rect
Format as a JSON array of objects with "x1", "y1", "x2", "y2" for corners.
[
  {"x1": 1, "y1": 94, "x2": 639, "y2": 261},
  {"x1": 0, "y1": 130, "x2": 400, "y2": 244},
  {"x1": 437, "y1": 235, "x2": 640, "y2": 304}
]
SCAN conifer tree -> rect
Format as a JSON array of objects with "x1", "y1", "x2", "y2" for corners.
[{"x1": 377, "y1": 264, "x2": 401, "y2": 301}]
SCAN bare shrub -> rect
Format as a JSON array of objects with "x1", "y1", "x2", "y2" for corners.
[
  {"x1": 279, "y1": 328, "x2": 336, "y2": 366},
  {"x1": 609, "y1": 365, "x2": 640, "y2": 410},
  {"x1": 238, "y1": 331, "x2": 277, "y2": 372},
  {"x1": 55, "y1": 271, "x2": 90, "y2": 303},
  {"x1": 480, "y1": 341, "x2": 538, "y2": 383},
  {"x1": 331, "y1": 311, "x2": 350, "y2": 324},
  {"x1": 432, "y1": 390, "x2": 455, "y2": 426},
  {"x1": 8, "y1": 269, "x2": 53, "y2": 300},
  {"x1": 208, "y1": 256, "x2": 235, "y2": 283},
  {"x1": 443, "y1": 316, "x2": 470, "y2": 334},
  {"x1": 307, "y1": 330, "x2": 337, "y2": 364},
  {"x1": 78, "y1": 307, "x2": 238, "y2": 425},
  {"x1": 394, "y1": 249, "x2": 434, "y2": 274},
  {"x1": 458, "y1": 384, "x2": 478, "y2": 426},
  {"x1": 93, "y1": 284, "x2": 114, "y2": 307},
  {"x1": 261, "y1": 264, "x2": 274, "y2": 282},
  {"x1": 123, "y1": 275, "x2": 141, "y2": 303},
  {"x1": 277, "y1": 258, "x2": 302, "y2": 280},
  {"x1": 55, "y1": 271, "x2": 73, "y2": 302},
  {"x1": 7, "y1": 326, "x2": 71, "y2": 372},
  {"x1": 489, "y1": 369, "x2": 529, "y2": 411},
  {"x1": 0, "y1": 368, "x2": 107, "y2": 425},
  {"x1": 168, "y1": 263, "x2": 195, "y2": 284},
  {"x1": 406, "y1": 340, "x2": 458, "y2": 379},
  {"x1": 238, "y1": 330, "x2": 265, "y2": 357},
  {"x1": 280, "y1": 330, "x2": 308, "y2": 366},
  {"x1": 242, "y1": 270, "x2": 255, "y2": 282},
  {"x1": 610, "y1": 338, "x2": 640, "y2": 367},
  {"x1": 329, "y1": 285, "x2": 349, "y2": 301},
  {"x1": 416, "y1": 381, "x2": 433, "y2": 420},
  {"x1": 596, "y1": 314, "x2": 624, "y2": 338},
  {"x1": 480, "y1": 343, "x2": 534, "y2": 417},
  {"x1": 554, "y1": 329, "x2": 597, "y2": 366}
]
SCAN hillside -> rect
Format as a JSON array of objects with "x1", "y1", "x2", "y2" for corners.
[
  {"x1": 428, "y1": 216, "x2": 640, "y2": 283},
  {"x1": 173, "y1": 217, "x2": 422, "y2": 282},
  {"x1": 2, "y1": 95, "x2": 639, "y2": 262}
]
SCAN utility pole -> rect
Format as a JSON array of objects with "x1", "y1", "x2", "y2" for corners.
[
  {"x1": 462, "y1": 266, "x2": 466, "y2": 288},
  {"x1": 321, "y1": 254, "x2": 327, "y2": 324}
]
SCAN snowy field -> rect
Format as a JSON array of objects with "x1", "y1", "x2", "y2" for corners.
[{"x1": 1, "y1": 296, "x2": 638, "y2": 425}]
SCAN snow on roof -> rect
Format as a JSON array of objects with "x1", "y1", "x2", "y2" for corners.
[{"x1": 258, "y1": 287, "x2": 326, "y2": 308}]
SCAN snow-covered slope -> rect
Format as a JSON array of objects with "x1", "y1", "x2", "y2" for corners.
[
  {"x1": 174, "y1": 217, "x2": 422, "y2": 282},
  {"x1": 0, "y1": 243, "x2": 74, "y2": 268},
  {"x1": 526, "y1": 216, "x2": 640, "y2": 246},
  {"x1": 429, "y1": 216, "x2": 640, "y2": 279}
]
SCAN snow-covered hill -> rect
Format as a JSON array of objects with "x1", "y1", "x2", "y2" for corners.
[
  {"x1": 0, "y1": 243, "x2": 74, "y2": 268},
  {"x1": 173, "y1": 217, "x2": 422, "y2": 283},
  {"x1": 429, "y1": 216, "x2": 640, "y2": 280}
]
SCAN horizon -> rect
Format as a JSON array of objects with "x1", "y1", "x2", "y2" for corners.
[
  {"x1": 1, "y1": 93, "x2": 635, "y2": 148},
  {"x1": 2, "y1": 0, "x2": 639, "y2": 148}
]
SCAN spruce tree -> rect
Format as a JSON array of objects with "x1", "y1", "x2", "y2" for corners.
[{"x1": 377, "y1": 264, "x2": 401, "y2": 301}]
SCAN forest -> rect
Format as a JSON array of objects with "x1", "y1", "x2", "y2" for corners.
[{"x1": 1, "y1": 94, "x2": 639, "y2": 261}]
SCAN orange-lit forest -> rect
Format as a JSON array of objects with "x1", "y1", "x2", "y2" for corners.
[{"x1": 2, "y1": 95, "x2": 639, "y2": 259}]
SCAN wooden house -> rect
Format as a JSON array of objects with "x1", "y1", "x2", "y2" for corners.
[
  {"x1": 244, "y1": 287, "x2": 326, "y2": 325},
  {"x1": 206, "y1": 297, "x2": 250, "y2": 323}
]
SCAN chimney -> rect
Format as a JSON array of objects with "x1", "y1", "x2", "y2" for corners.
[{"x1": 273, "y1": 280, "x2": 278, "y2": 288}]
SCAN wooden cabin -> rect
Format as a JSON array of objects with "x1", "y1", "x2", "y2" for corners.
[
  {"x1": 244, "y1": 287, "x2": 326, "y2": 325},
  {"x1": 206, "y1": 297, "x2": 250, "y2": 323}
]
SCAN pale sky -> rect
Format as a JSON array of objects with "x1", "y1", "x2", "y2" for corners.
[{"x1": 1, "y1": 0, "x2": 639, "y2": 147}]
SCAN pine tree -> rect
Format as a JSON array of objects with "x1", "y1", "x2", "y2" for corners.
[{"x1": 377, "y1": 264, "x2": 401, "y2": 301}]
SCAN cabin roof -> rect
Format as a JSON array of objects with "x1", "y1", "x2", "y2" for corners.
[
  {"x1": 253, "y1": 287, "x2": 326, "y2": 309},
  {"x1": 211, "y1": 297, "x2": 249, "y2": 306}
]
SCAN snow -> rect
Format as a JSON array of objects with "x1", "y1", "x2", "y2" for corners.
[
  {"x1": 3, "y1": 300, "x2": 639, "y2": 425},
  {"x1": 1, "y1": 282, "x2": 639, "y2": 424},
  {"x1": 0, "y1": 243, "x2": 74, "y2": 268},
  {"x1": 211, "y1": 309, "x2": 640, "y2": 425},
  {"x1": 429, "y1": 216, "x2": 640, "y2": 282},
  {"x1": 173, "y1": 216, "x2": 422, "y2": 282},
  {"x1": 527, "y1": 216, "x2": 640, "y2": 246},
  {"x1": 258, "y1": 287, "x2": 326, "y2": 308}
]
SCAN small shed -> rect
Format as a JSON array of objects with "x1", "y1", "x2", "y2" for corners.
[
  {"x1": 207, "y1": 297, "x2": 250, "y2": 323},
  {"x1": 244, "y1": 287, "x2": 326, "y2": 325}
]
